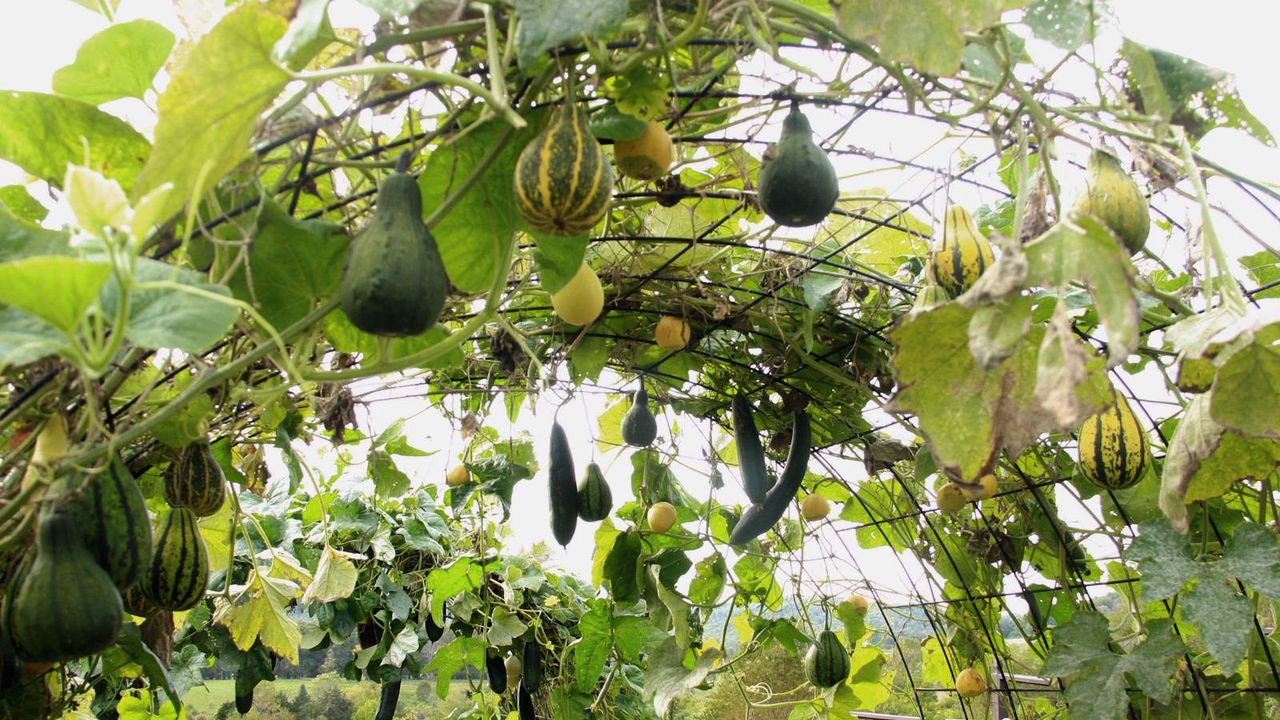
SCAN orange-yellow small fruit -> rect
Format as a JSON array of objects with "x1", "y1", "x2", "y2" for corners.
[
  {"x1": 956, "y1": 668, "x2": 987, "y2": 698},
  {"x1": 937, "y1": 483, "x2": 967, "y2": 514},
  {"x1": 654, "y1": 316, "x2": 691, "y2": 350},
  {"x1": 962, "y1": 474, "x2": 998, "y2": 500},
  {"x1": 550, "y1": 263, "x2": 605, "y2": 326},
  {"x1": 843, "y1": 593, "x2": 869, "y2": 616},
  {"x1": 800, "y1": 494, "x2": 830, "y2": 521},
  {"x1": 614, "y1": 121, "x2": 674, "y2": 181},
  {"x1": 647, "y1": 502, "x2": 677, "y2": 533},
  {"x1": 446, "y1": 465, "x2": 470, "y2": 486}
]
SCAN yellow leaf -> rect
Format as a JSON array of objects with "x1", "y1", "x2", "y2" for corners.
[{"x1": 214, "y1": 570, "x2": 302, "y2": 663}]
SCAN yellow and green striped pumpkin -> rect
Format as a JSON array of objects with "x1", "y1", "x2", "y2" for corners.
[
  {"x1": 138, "y1": 507, "x2": 209, "y2": 611},
  {"x1": 927, "y1": 205, "x2": 994, "y2": 296},
  {"x1": 514, "y1": 101, "x2": 613, "y2": 236},
  {"x1": 1077, "y1": 392, "x2": 1149, "y2": 490}
]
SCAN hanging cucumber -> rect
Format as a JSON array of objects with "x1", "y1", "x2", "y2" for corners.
[
  {"x1": 548, "y1": 421, "x2": 579, "y2": 546},
  {"x1": 729, "y1": 411, "x2": 811, "y2": 546},
  {"x1": 732, "y1": 393, "x2": 768, "y2": 504},
  {"x1": 374, "y1": 678, "x2": 401, "y2": 720}
]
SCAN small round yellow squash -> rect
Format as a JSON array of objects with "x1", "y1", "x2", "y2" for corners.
[
  {"x1": 962, "y1": 474, "x2": 998, "y2": 500},
  {"x1": 654, "y1": 316, "x2": 691, "y2": 350},
  {"x1": 446, "y1": 465, "x2": 470, "y2": 486},
  {"x1": 614, "y1": 121, "x2": 674, "y2": 181},
  {"x1": 937, "y1": 483, "x2": 967, "y2": 514},
  {"x1": 647, "y1": 502, "x2": 677, "y2": 533},
  {"x1": 956, "y1": 668, "x2": 987, "y2": 698},
  {"x1": 550, "y1": 263, "x2": 604, "y2": 326},
  {"x1": 800, "y1": 494, "x2": 830, "y2": 521}
]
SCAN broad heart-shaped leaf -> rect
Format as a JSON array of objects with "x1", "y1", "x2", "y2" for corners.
[
  {"x1": 213, "y1": 570, "x2": 304, "y2": 664},
  {"x1": 425, "y1": 636, "x2": 485, "y2": 699},
  {"x1": 890, "y1": 303, "x2": 1107, "y2": 481},
  {"x1": 1160, "y1": 395, "x2": 1280, "y2": 530},
  {"x1": 1024, "y1": 215, "x2": 1141, "y2": 366},
  {"x1": 512, "y1": 0, "x2": 627, "y2": 68},
  {"x1": 101, "y1": 258, "x2": 237, "y2": 353},
  {"x1": 299, "y1": 544, "x2": 360, "y2": 604},
  {"x1": 1128, "y1": 520, "x2": 1280, "y2": 674},
  {"x1": 225, "y1": 197, "x2": 349, "y2": 330},
  {"x1": 1211, "y1": 323, "x2": 1280, "y2": 438},
  {"x1": 486, "y1": 607, "x2": 528, "y2": 648},
  {"x1": 426, "y1": 558, "x2": 483, "y2": 627},
  {"x1": 574, "y1": 599, "x2": 612, "y2": 692},
  {"x1": 1022, "y1": 0, "x2": 1097, "y2": 51},
  {"x1": 835, "y1": 0, "x2": 1029, "y2": 76},
  {"x1": 0, "y1": 91, "x2": 150, "y2": 191},
  {"x1": 0, "y1": 255, "x2": 111, "y2": 334},
  {"x1": 419, "y1": 110, "x2": 544, "y2": 294},
  {"x1": 132, "y1": 3, "x2": 290, "y2": 224},
  {"x1": 643, "y1": 637, "x2": 722, "y2": 716},
  {"x1": 0, "y1": 308, "x2": 66, "y2": 369},
  {"x1": 1041, "y1": 612, "x2": 1183, "y2": 720},
  {"x1": 52, "y1": 20, "x2": 174, "y2": 105},
  {"x1": 602, "y1": 527, "x2": 643, "y2": 604}
]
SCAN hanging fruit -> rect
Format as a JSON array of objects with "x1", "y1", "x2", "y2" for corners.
[
  {"x1": 654, "y1": 315, "x2": 691, "y2": 350},
  {"x1": 1072, "y1": 147, "x2": 1150, "y2": 254},
  {"x1": 757, "y1": 103, "x2": 839, "y2": 227},
  {"x1": 927, "y1": 205, "x2": 994, "y2": 297},
  {"x1": 550, "y1": 262, "x2": 605, "y2": 326},
  {"x1": 804, "y1": 630, "x2": 851, "y2": 688},
  {"x1": 514, "y1": 99, "x2": 614, "y2": 235},
  {"x1": 577, "y1": 463, "x2": 613, "y2": 522},
  {"x1": 1077, "y1": 391, "x2": 1150, "y2": 490},
  {"x1": 621, "y1": 383, "x2": 658, "y2": 447},
  {"x1": 646, "y1": 502, "x2": 678, "y2": 533},
  {"x1": 614, "y1": 120, "x2": 674, "y2": 181},
  {"x1": 163, "y1": 441, "x2": 226, "y2": 517},
  {"x1": 548, "y1": 421, "x2": 579, "y2": 546}
]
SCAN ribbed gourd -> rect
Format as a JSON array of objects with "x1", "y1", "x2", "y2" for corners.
[
  {"x1": 163, "y1": 442, "x2": 226, "y2": 517},
  {"x1": 621, "y1": 384, "x2": 658, "y2": 447},
  {"x1": 927, "y1": 206, "x2": 994, "y2": 297},
  {"x1": 911, "y1": 283, "x2": 953, "y2": 312},
  {"x1": 1077, "y1": 392, "x2": 1149, "y2": 490},
  {"x1": 577, "y1": 462, "x2": 613, "y2": 522},
  {"x1": 547, "y1": 421, "x2": 579, "y2": 546},
  {"x1": 8, "y1": 512, "x2": 123, "y2": 662},
  {"x1": 64, "y1": 458, "x2": 151, "y2": 590},
  {"x1": 1073, "y1": 148, "x2": 1150, "y2": 254},
  {"x1": 514, "y1": 100, "x2": 613, "y2": 236},
  {"x1": 757, "y1": 104, "x2": 839, "y2": 227},
  {"x1": 138, "y1": 507, "x2": 209, "y2": 611},
  {"x1": 804, "y1": 630, "x2": 851, "y2": 689},
  {"x1": 339, "y1": 152, "x2": 448, "y2": 337}
]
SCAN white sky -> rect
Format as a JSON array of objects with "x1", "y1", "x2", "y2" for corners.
[{"x1": 1, "y1": 0, "x2": 1276, "y2": 610}]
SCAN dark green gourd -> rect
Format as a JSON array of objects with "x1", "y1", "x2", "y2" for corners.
[
  {"x1": 548, "y1": 421, "x2": 579, "y2": 546},
  {"x1": 64, "y1": 457, "x2": 152, "y2": 590},
  {"x1": 521, "y1": 640, "x2": 543, "y2": 692},
  {"x1": 374, "y1": 678, "x2": 401, "y2": 720},
  {"x1": 620, "y1": 383, "x2": 657, "y2": 447},
  {"x1": 732, "y1": 393, "x2": 768, "y2": 504},
  {"x1": 485, "y1": 652, "x2": 507, "y2": 694},
  {"x1": 139, "y1": 507, "x2": 209, "y2": 611},
  {"x1": 804, "y1": 629, "x2": 851, "y2": 688},
  {"x1": 757, "y1": 104, "x2": 839, "y2": 227},
  {"x1": 163, "y1": 441, "x2": 226, "y2": 517},
  {"x1": 424, "y1": 603, "x2": 447, "y2": 642},
  {"x1": 9, "y1": 512, "x2": 123, "y2": 662},
  {"x1": 729, "y1": 411, "x2": 811, "y2": 546},
  {"x1": 339, "y1": 152, "x2": 448, "y2": 337},
  {"x1": 577, "y1": 462, "x2": 613, "y2": 522},
  {"x1": 518, "y1": 681, "x2": 536, "y2": 720}
]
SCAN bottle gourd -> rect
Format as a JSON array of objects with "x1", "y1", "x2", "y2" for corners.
[
  {"x1": 339, "y1": 152, "x2": 448, "y2": 337},
  {"x1": 757, "y1": 103, "x2": 839, "y2": 227},
  {"x1": 1073, "y1": 147, "x2": 1150, "y2": 254}
]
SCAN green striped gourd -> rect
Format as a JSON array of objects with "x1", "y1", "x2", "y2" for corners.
[
  {"x1": 1073, "y1": 148, "x2": 1150, "y2": 254},
  {"x1": 65, "y1": 458, "x2": 152, "y2": 590},
  {"x1": 164, "y1": 442, "x2": 226, "y2": 517},
  {"x1": 911, "y1": 283, "x2": 952, "y2": 312},
  {"x1": 577, "y1": 462, "x2": 613, "y2": 522},
  {"x1": 8, "y1": 512, "x2": 123, "y2": 662},
  {"x1": 514, "y1": 101, "x2": 613, "y2": 236},
  {"x1": 1077, "y1": 392, "x2": 1149, "y2": 489},
  {"x1": 804, "y1": 630, "x2": 850, "y2": 689},
  {"x1": 138, "y1": 507, "x2": 209, "y2": 611},
  {"x1": 927, "y1": 206, "x2": 994, "y2": 296}
]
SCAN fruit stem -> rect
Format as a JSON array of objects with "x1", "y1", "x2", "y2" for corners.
[{"x1": 1177, "y1": 131, "x2": 1248, "y2": 315}]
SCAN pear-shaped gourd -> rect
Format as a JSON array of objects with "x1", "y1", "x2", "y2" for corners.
[
  {"x1": 515, "y1": 101, "x2": 614, "y2": 236},
  {"x1": 1073, "y1": 148, "x2": 1150, "y2": 254},
  {"x1": 9, "y1": 512, "x2": 123, "y2": 662},
  {"x1": 340, "y1": 152, "x2": 448, "y2": 337},
  {"x1": 926, "y1": 206, "x2": 994, "y2": 297},
  {"x1": 757, "y1": 105, "x2": 839, "y2": 227},
  {"x1": 804, "y1": 630, "x2": 850, "y2": 689},
  {"x1": 577, "y1": 462, "x2": 613, "y2": 522},
  {"x1": 64, "y1": 457, "x2": 152, "y2": 590},
  {"x1": 621, "y1": 384, "x2": 658, "y2": 447}
]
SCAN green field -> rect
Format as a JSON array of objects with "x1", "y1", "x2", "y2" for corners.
[{"x1": 183, "y1": 677, "x2": 477, "y2": 720}]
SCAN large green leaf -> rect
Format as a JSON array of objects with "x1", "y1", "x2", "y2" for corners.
[
  {"x1": 643, "y1": 637, "x2": 722, "y2": 716},
  {"x1": 102, "y1": 258, "x2": 237, "y2": 353},
  {"x1": 0, "y1": 255, "x2": 112, "y2": 333},
  {"x1": 512, "y1": 0, "x2": 628, "y2": 68},
  {"x1": 425, "y1": 636, "x2": 485, "y2": 699},
  {"x1": 0, "y1": 92, "x2": 150, "y2": 191},
  {"x1": 835, "y1": 0, "x2": 1030, "y2": 76},
  {"x1": 1211, "y1": 323, "x2": 1280, "y2": 438},
  {"x1": 0, "y1": 309, "x2": 67, "y2": 369},
  {"x1": 52, "y1": 20, "x2": 175, "y2": 105},
  {"x1": 132, "y1": 3, "x2": 290, "y2": 222},
  {"x1": 573, "y1": 599, "x2": 612, "y2": 692}
]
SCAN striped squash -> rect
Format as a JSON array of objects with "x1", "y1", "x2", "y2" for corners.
[
  {"x1": 1077, "y1": 392, "x2": 1149, "y2": 489},
  {"x1": 927, "y1": 206, "x2": 994, "y2": 296},
  {"x1": 911, "y1": 283, "x2": 952, "y2": 312},
  {"x1": 577, "y1": 462, "x2": 613, "y2": 522},
  {"x1": 514, "y1": 101, "x2": 613, "y2": 236},
  {"x1": 139, "y1": 507, "x2": 209, "y2": 611},
  {"x1": 65, "y1": 458, "x2": 152, "y2": 590},
  {"x1": 804, "y1": 630, "x2": 850, "y2": 688},
  {"x1": 164, "y1": 442, "x2": 226, "y2": 517}
]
